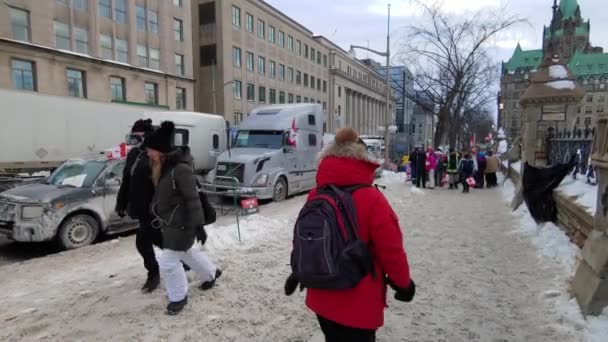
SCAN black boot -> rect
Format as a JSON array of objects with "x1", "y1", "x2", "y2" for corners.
[
  {"x1": 200, "y1": 269, "x2": 222, "y2": 290},
  {"x1": 141, "y1": 273, "x2": 160, "y2": 293},
  {"x1": 166, "y1": 296, "x2": 188, "y2": 315}
]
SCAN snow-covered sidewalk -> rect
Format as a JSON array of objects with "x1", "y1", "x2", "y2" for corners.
[{"x1": 0, "y1": 173, "x2": 607, "y2": 341}]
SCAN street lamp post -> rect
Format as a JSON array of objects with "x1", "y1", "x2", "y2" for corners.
[{"x1": 349, "y1": 3, "x2": 392, "y2": 164}]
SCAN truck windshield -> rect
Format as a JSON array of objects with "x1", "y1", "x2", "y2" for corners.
[
  {"x1": 235, "y1": 130, "x2": 284, "y2": 149},
  {"x1": 46, "y1": 160, "x2": 106, "y2": 188}
]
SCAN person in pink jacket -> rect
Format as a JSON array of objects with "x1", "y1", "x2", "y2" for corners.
[{"x1": 425, "y1": 147, "x2": 438, "y2": 189}]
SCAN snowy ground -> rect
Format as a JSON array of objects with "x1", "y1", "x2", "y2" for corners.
[{"x1": 1, "y1": 173, "x2": 607, "y2": 341}]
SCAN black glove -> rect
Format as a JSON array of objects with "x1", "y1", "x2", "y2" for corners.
[
  {"x1": 387, "y1": 278, "x2": 416, "y2": 302},
  {"x1": 196, "y1": 225, "x2": 208, "y2": 245},
  {"x1": 116, "y1": 209, "x2": 126, "y2": 218},
  {"x1": 284, "y1": 273, "x2": 299, "y2": 296}
]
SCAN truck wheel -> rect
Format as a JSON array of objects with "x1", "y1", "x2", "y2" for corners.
[
  {"x1": 273, "y1": 178, "x2": 287, "y2": 202},
  {"x1": 58, "y1": 214, "x2": 99, "y2": 250}
]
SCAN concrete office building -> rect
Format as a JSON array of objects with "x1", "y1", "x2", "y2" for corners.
[
  {"x1": 0, "y1": 0, "x2": 194, "y2": 110},
  {"x1": 193, "y1": 0, "x2": 392, "y2": 132}
]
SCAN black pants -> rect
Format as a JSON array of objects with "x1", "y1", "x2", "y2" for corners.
[
  {"x1": 135, "y1": 216, "x2": 160, "y2": 276},
  {"x1": 317, "y1": 315, "x2": 376, "y2": 342},
  {"x1": 415, "y1": 169, "x2": 427, "y2": 188},
  {"x1": 485, "y1": 173, "x2": 497, "y2": 187},
  {"x1": 461, "y1": 173, "x2": 472, "y2": 191}
]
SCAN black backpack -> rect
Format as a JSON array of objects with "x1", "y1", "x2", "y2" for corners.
[{"x1": 290, "y1": 184, "x2": 375, "y2": 290}]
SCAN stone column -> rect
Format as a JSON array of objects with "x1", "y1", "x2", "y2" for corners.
[
  {"x1": 351, "y1": 91, "x2": 356, "y2": 129},
  {"x1": 344, "y1": 89, "x2": 350, "y2": 127},
  {"x1": 357, "y1": 94, "x2": 362, "y2": 132},
  {"x1": 366, "y1": 98, "x2": 371, "y2": 134}
]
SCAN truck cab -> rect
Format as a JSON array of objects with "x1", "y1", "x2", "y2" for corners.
[{"x1": 205, "y1": 104, "x2": 324, "y2": 201}]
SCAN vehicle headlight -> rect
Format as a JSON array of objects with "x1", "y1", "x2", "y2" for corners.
[
  {"x1": 21, "y1": 206, "x2": 44, "y2": 219},
  {"x1": 252, "y1": 174, "x2": 269, "y2": 187}
]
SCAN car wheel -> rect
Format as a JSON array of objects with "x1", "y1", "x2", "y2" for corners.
[
  {"x1": 272, "y1": 177, "x2": 288, "y2": 202},
  {"x1": 58, "y1": 214, "x2": 99, "y2": 250}
]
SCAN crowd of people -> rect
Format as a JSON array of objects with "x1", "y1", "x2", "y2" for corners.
[{"x1": 407, "y1": 147, "x2": 501, "y2": 193}]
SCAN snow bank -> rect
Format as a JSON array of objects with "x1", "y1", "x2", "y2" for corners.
[
  {"x1": 547, "y1": 80, "x2": 576, "y2": 90},
  {"x1": 510, "y1": 161, "x2": 522, "y2": 172},
  {"x1": 410, "y1": 187, "x2": 425, "y2": 196},
  {"x1": 557, "y1": 178, "x2": 598, "y2": 216},
  {"x1": 381, "y1": 170, "x2": 405, "y2": 184},
  {"x1": 204, "y1": 214, "x2": 291, "y2": 250},
  {"x1": 549, "y1": 65, "x2": 568, "y2": 79}
]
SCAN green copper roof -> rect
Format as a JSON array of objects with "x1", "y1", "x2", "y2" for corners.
[
  {"x1": 543, "y1": 21, "x2": 589, "y2": 38},
  {"x1": 560, "y1": 0, "x2": 579, "y2": 20},
  {"x1": 503, "y1": 44, "x2": 543, "y2": 72},
  {"x1": 568, "y1": 50, "x2": 608, "y2": 77}
]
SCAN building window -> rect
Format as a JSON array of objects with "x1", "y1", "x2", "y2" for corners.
[
  {"x1": 338, "y1": 86, "x2": 341, "y2": 97},
  {"x1": 114, "y1": 0, "x2": 126, "y2": 23},
  {"x1": 269, "y1": 89, "x2": 276, "y2": 104},
  {"x1": 10, "y1": 8, "x2": 30, "y2": 42},
  {"x1": 67, "y1": 69, "x2": 86, "y2": 98},
  {"x1": 317, "y1": 51, "x2": 321, "y2": 64},
  {"x1": 74, "y1": 27, "x2": 89, "y2": 54},
  {"x1": 233, "y1": 47, "x2": 242, "y2": 67},
  {"x1": 323, "y1": 80, "x2": 327, "y2": 93},
  {"x1": 232, "y1": 6, "x2": 241, "y2": 27},
  {"x1": 259, "y1": 86, "x2": 266, "y2": 103},
  {"x1": 600, "y1": 96, "x2": 606, "y2": 103},
  {"x1": 268, "y1": 25, "x2": 275, "y2": 43},
  {"x1": 234, "y1": 112, "x2": 243, "y2": 125},
  {"x1": 98, "y1": 0, "x2": 111, "y2": 18},
  {"x1": 588, "y1": 95, "x2": 594, "y2": 103},
  {"x1": 311, "y1": 48, "x2": 316, "y2": 62},
  {"x1": 137, "y1": 44, "x2": 148, "y2": 67},
  {"x1": 269, "y1": 60, "x2": 276, "y2": 78},
  {"x1": 54, "y1": 21, "x2": 70, "y2": 50},
  {"x1": 278, "y1": 64, "x2": 285, "y2": 81},
  {"x1": 11, "y1": 59, "x2": 35, "y2": 91},
  {"x1": 246, "y1": 13, "x2": 254, "y2": 33},
  {"x1": 598, "y1": 106, "x2": 605, "y2": 113},
  {"x1": 246, "y1": 52, "x2": 254, "y2": 71},
  {"x1": 116, "y1": 38, "x2": 128, "y2": 63},
  {"x1": 288, "y1": 93, "x2": 294, "y2": 103},
  {"x1": 174, "y1": 19, "x2": 184, "y2": 41},
  {"x1": 247, "y1": 83, "x2": 255, "y2": 101},
  {"x1": 257, "y1": 19, "x2": 265, "y2": 39},
  {"x1": 176, "y1": 87, "x2": 186, "y2": 109},
  {"x1": 296, "y1": 95, "x2": 301, "y2": 103},
  {"x1": 304, "y1": 97, "x2": 308, "y2": 103},
  {"x1": 304, "y1": 44, "x2": 309, "y2": 58},
  {"x1": 110, "y1": 76, "x2": 125, "y2": 101},
  {"x1": 148, "y1": 10, "x2": 158, "y2": 33},
  {"x1": 278, "y1": 31, "x2": 284, "y2": 47},
  {"x1": 585, "y1": 106, "x2": 593, "y2": 114},
  {"x1": 288, "y1": 67, "x2": 294, "y2": 82},
  {"x1": 310, "y1": 76, "x2": 315, "y2": 89},
  {"x1": 144, "y1": 82, "x2": 158, "y2": 105},
  {"x1": 296, "y1": 71, "x2": 301, "y2": 85},
  {"x1": 584, "y1": 117, "x2": 592, "y2": 126},
  {"x1": 149, "y1": 48, "x2": 160, "y2": 69},
  {"x1": 73, "y1": 0, "x2": 87, "y2": 11},
  {"x1": 175, "y1": 54, "x2": 185, "y2": 76},
  {"x1": 287, "y1": 35, "x2": 293, "y2": 52},
  {"x1": 233, "y1": 80, "x2": 242, "y2": 99},
  {"x1": 173, "y1": 0, "x2": 183, "y2": 7},
  {"x1": 279, "y1": 91, "x2": 285, "y2": 104},
  {"x1": 304, "y1": 73, "x2": 309, "y2": 87},
  {"x1": 317, "y1": 79, "x2": 321, "y2": 91},
  {"x1": 100, "y1": 34, "x2": 113, "y2": 59},
  {"x1": 258, "y1": 56, "x2": 265, "y2": 74},
  {"x1": 323, "y1": 102, "x2": 327, "y2": 110},
  {"x1": 323, "y1": 55, "x2": 328, "y2": 67},
  {"x1": 296, "y1": 40, "x2": 301, "y2": 55},
  {"x1": 136, "y1": 5, "x2": 146, "y2": 31}
]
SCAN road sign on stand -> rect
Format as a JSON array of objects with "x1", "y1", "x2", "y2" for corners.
[{"x1": 241, "y1": 198, "x2": 259, "y2": 216}]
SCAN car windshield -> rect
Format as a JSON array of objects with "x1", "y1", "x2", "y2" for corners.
[
  {"x1": 235, "y1": 130, "x2": 284, "y2": 149},
  {"x1": 46, "y1": 160, "x2": 107, "y2": 188}
]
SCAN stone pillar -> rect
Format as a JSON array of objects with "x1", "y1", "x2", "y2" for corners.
[
  {"x1": 345, "y1": 90, "x2": 350, "y2": 127},
  {"x1": 357, "y1": 94, "x2": 362, "y2": 132},
  {"x1": 351, "y1": 92, "x2": 356, "y2": 128},
  {"x1": 366, "y1": 98, "x2": 371, "y2": 134}
]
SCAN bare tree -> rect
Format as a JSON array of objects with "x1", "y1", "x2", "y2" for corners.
[{"x1": 394, "y1": 0, "x2": 524, "y2": 148}]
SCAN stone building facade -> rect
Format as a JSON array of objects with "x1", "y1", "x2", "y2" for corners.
[
  {"x1": 192, "y1": 0, "x2": 392, "y2": 133},
  {"x1": 0, "y1": 0, "x2": 194, "y2": 110},
  {"x1": 499, "y1": 0, "x2": 608, "y2": 142}
]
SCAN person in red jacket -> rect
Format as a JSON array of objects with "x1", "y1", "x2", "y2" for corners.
[{"x1": 285, "y1": 128, "x2": 415, "y2": 342}]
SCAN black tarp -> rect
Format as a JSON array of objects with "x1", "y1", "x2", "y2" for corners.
[{"x1": 522, "y1": 156, "x2": 576, "y2": 223}]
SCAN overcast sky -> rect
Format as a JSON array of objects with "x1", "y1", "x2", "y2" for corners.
[{"x1": 266, "y1": 0, "x2": 608, "y2": 66}]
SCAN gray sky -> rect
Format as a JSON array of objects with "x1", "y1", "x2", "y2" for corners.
[{"x1": 266, "y1": 0, "x2": 608, "y2": 66}]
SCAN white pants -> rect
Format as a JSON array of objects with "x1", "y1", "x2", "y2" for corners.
[
  {"x1": 158, "y1": 246, "x2": 217, "y2": 302},
  {"x1": 427, "y1": 169, "x2": 435, "y2": 188}
]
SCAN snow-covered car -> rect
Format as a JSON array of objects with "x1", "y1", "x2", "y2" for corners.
[{"x1": 0, "y1": 156, "x2": 137, "y2": 250}]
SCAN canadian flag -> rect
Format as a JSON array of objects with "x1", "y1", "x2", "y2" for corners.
[
  {"x1": 106, "y1": 143, "x2": 131, "y2": 160},
  {"x1": 287, "y1": 118, "x2": 298, "y2": 147}
]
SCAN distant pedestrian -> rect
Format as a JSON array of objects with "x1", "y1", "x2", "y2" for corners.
[
  {"x1": 434, "y1": 149, "x2": 446, "y2": 188},
  {"x1": 459, "y1": 154, "x2": 475, "y2": 193},
  {"x1": 413, "y1": 147, "x2": 427, "y2": 188},
  {"x1": 426, "y1": 147, "x2": 438, "y2": 189},
  {"x1": 484, "y1": 151, "x2": 500, "y2": 188},
  {"x1": 285, "y1": 128, "x2": 415, "y2": 342},
  {"x1": 475, "y1": 151, "x2": 487, "y2": 189},
  {"x1": 116, "y1": 119, "x2": 162, "y2": 293},
  {"x1": 146, "y1": 121, "x2": 221, "y2": 315},
  {"x1": 446, "y1": 149, "x2": 460, "y2": 190}
]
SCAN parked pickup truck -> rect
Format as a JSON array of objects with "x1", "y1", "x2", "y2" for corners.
[{"x1": 0, "y1": 155, "x2": 136, "y2": 249}]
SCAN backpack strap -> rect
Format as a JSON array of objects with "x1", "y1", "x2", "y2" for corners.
[{"x1": 130, "y1": 148, "x2": 145, "y2": 177}]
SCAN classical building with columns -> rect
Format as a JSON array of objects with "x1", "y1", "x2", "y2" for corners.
[{"x1": 192, "y1": 0, "x2": 393, "y2": 133}]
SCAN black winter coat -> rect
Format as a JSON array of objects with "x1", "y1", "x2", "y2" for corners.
[
  {"x1": 151, "y1": 147, "x2": 203, "y2": 251},
  {"x1": 116, "y1": 146, "x2": 155, "y2": 220}
]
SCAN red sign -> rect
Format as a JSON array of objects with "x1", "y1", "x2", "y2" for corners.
[{"x1": 241, "y1": 198, "x2": 259, "y2": 215}]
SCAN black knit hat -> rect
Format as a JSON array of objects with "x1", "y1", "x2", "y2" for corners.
[
  {"x1": 131, "y1": 119, "x2": 153, "y2": 134},
  {"x1": 144, "y1": 121, "x2": 175, "y2": 153}
]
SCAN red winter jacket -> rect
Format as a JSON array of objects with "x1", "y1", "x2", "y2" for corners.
[{"x1": 305, "y1": 156, "x2": 411, "y2": 330}]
